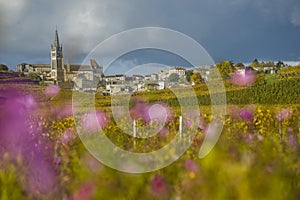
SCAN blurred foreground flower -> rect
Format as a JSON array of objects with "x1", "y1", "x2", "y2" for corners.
[
  {"x1": 150, "y1": 174, "x2": 168, "y2": 195},
  {"x1": 0, "y1": 91, "x2": 59, "y2": 198},
  {"x1": 231, "y1": 69, "x2": 255, "y2": 87},
  {"x1": 44, "y1": 84, "x2": 60, "y2": 97},
  {"x1": 70, "y1": 182, "x2": 95, "y2": 200},
  {"x1": 185, "y1": 159, "x2": 198, "y2": 173},
  {"x1": 276, "y1": 108, "x2": 292, "y2": 121},
  {"x1": 81, "y1": 110, "x2": 109, "y2": 133},
  {"x1": 239, "y1": 109, "x2": 254, "y2": 121}
]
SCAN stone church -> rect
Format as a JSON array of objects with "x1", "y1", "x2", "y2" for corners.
[{"x1": 17, "y1": 29, "x2": 103, "y2": 89}]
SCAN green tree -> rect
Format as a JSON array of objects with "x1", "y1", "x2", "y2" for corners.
[
  {"x1": 168, "y1": 73, "x2": 180, "y2": 82},
  {"x1": 0, "y1": 64, "x2": 8, "y2": 71},
  {"x1": 185, "y1": 70, "x2": 193, "y2": 82},
  {"x1": 190, "y1": 73, "x2": 204, "y2": 85},
  {"x1": 27, "y1": 73, "x2": 41, "y2": 81},
  {"x1": 234, "y1": 62, "x2": 245, "y2": 69},
  {"x1": 216, "y1": 61, "x2": 234, "y2": 79}
]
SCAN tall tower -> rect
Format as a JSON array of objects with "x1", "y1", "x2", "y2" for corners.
[{"x1": 51, "y1": 29, "x2": 64, "y2": 82}]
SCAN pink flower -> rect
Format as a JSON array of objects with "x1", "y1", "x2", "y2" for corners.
[
  {"x1": 130, "y1": 98, "x2": 151, "y2": 122},
  {"x1": 55, "y1": 157, "x2": 62, "y2": 165},
  {"x1": 287, "y1": 127, "x2": 294, "y2": 133},
  {"x1": 150, "y1": 174, "x2": 168, "y2": 194},
  {"x1": 185, "y1": 159, "x2": 198, "y2": 172},
  {"x1": 51, "y1": 103, "x2": 73, "y2": 119},
  {"x1": 148, "y1": 102, "x2": 173, "y2": 123},
  {"x1": 239, "y1": 109, "x2": 254, "y2": 121},
  {"x1": 44, "y1": 85, "x2": 60, "y2": 97},
  {"x1": 60, "y1": 129, "x2": 77, "y2": 144},
  {"x1": 184, "y1": 119, "x2": 193, "y2": 128},
  {"x1": 70, "y1": 182, "x2": 95, "y2": 200},
  {"x1": 231, "y1": 69, "x2": 256, "y2": 87},
  {"x1": 287, "y1": 135, "x2": 298, "y2": 148},
  {"x1": 159, "y1": 127, "x2": 169, "y2": 137},
  {"x1": 276, "y1": 108, "x2": 292, "y2": 121},
  {"x1": 257, "y1": 134, "x2": 264, "y2": 141},
  {"x1": 81, "y1": 110, "x2": 108, "y2": 133}
]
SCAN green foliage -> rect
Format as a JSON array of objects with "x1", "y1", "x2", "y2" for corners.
[
  {"x1": 185, "y1": 70, "x2": 193, "y2": 82},
  {"x1": 27, "y1": 73, "x2": 41, "y2": 81},
  {"x1": 278, "y1": 65, "x2": 300, "y2": 79},
  {"x1": 190, "y1": 73, "x2": 203, "y2": 85},
  {"x1": 0, "y1": 64, "x2": 8, "y2": 71},
  {"x1": 216, "y1": 61, "x2": 234, "y2": 79}
]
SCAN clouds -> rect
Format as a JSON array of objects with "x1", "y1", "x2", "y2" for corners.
[
  {"x1": 290, "y1": 4, "x2": 300, "y2": 26},
  {"x1": 0, "y1": 0, "x2": 300, "y2": 69}
]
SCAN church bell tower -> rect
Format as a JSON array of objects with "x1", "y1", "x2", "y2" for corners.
[{"x1": 51, "y1": 29, "x2": 64, "y2": 82}]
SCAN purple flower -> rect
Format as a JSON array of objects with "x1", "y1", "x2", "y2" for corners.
[
  {"x1": 130, "y1": 98, "x2": 151, "y2": 122},
  {"x1": 159, "y1": 127, "x2": 169, "y2": 137},
  {"x1": 276, "y1": 108, "x2": 292, "y2": 121},
  {"x1": 54, "y1": 157, "x2": 62, "y2": 165},
  {"x1": 70, "y1": 182, "x2": 95, "y2": 200},
  {"x1": 257, "y1": 134, "x2": 264, "y2": 141},
  {"x1": 44, "y1": 85, "x2": 60, "y2": 97},
  {"x1": 60, "y1": 128, "x2": 76, "y2": 144},
  {"x1": 287, "y1": 127, "x2": 294, "y2": 133},
  {"x1": 185, "y1": 159, "x2": 198, "y2": 172},
  {"x1": 148, "y1": 102, "x2": 173, "y2": 123},
  {"x1": 81, "y1": 110, "x2": 108, "y2": 133},
  {"x1": 150, "y1": 174, "x2": 168, "y2": 194},
  {"x1": 51, "y1": 103, "x2": 73, "y2": 119},
  {"x1": 287, "y1": 135, "x2": 298, "y2": 148},
  {"x1": 231, "y1": 69, "x2": 256, "y2": 87},
  {"x1": 0, "y1": 90, "x2": 59, "y2": 198},
  {"x1": 239, "y1": 109, "x2": 254, "y2": 121}
]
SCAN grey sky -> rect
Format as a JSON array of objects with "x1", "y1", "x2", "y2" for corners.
[{"x1": 0, "y1": 0, "x2": 300, "y2": 71}]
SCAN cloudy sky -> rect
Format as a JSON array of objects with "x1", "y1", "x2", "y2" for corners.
[{"x1": 0, "y1": 0, "x2": 300, "y2": 72}]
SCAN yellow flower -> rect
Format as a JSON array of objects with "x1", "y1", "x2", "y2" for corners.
[{"x1": 189, "y1": 172, "x2": 196, "y2": 179}]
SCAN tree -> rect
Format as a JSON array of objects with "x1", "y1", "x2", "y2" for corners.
[
  {"x1": 190, "y1": 73, "x2": 204, "y2": 85},
  {"x1": 27, "y1": 73, "x2": 41, "y2": 81},
  {"x1": 216, "y1": 61, "x2": 234, "y2": 79},
  {"x1": 185, "y1": 70, "x2": 193, "y2": 82},
  {"x1": 168, "y1": 73, "x2": 180, "y2": 82},
  {"x1": 234, "y1": 62, "x2": 245, "y2": 69},
  {"x1": 0, "y1": 64, "x2": 8, "y2": 71},
  {"x1": 276, "y1": 61, "x2": 285, "y2": 70}
]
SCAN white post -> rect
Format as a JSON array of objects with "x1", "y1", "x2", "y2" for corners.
[
  {"x1": 179, "y1": 116, "x2": 183, "y2": 139},
  {"x1": 133, "y1": 119, "x2": 136, "y2": 138},
  {"x1": 133, "y1": 119, "x2": 136, "y2": 147}
]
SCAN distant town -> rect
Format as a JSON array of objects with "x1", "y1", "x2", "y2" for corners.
[{"x1": 3, "y1": 29, "x2": 293, "y2": 95}]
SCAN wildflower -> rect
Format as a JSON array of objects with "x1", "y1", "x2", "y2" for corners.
[
  {"x1": 184, "y1": 119, "x2": 193, "y2": 128},
  {"x1": 71, "y1": 182, "x2": 95, "y2": 200},
  {"x1": 130, "y1": 98, "x2": 151, "y2": 122},
  {"x1": 60, "y1": 128, "x2": 76, "y2": 144},
  {"x1": 239, "y1": 109, "x2": 254, "y2": 121},
  {"x1": 188, "y1": 172, "x2": 196, "y2": 179},
  {"x1": 159, "y1": 127, "x2": 169, "y2": 137},
  {"x1": 185, "y1": 159, "x2": 198, "y2": 173},
  {"x1": 230, "y1": 69, "x2": 256, "y2": 87},
  {"x1": 287, "y1": 127, "x2": 294, "y2": 133},
  {"x1": 287, "y1": 135, "x2": 298, "y2": 148},
  {"x1": 150, "y1": 174, "x2": 168, "y2": 194},
  {"x1": 81, "y1": 110, "x2": 108, "y2": 133},
  {"x1": 44, "y1": 85, "x2": 60, "y2": 97},
  {"x1": 257, "y1": 134, "x2": 264, "y2": 141},
  {"x1": 276, "y1": 108, "x2": 292, "y2": 121},
  {"x1": 148, "y1": 103, "x2": 172, "y2": 122},
  {"x1": 54, "y1": 157, "x2": 62, "y2": 165}
]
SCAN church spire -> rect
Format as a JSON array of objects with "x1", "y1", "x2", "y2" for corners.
[{"x1": 54, "y1": 28, "x2": 60, "y2": 48}]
